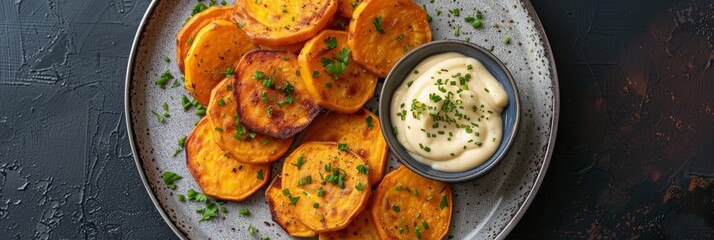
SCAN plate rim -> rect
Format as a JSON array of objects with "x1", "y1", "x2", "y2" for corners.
[{"x1": 123, "y1": 0, "x2": 560, "y2": 239}]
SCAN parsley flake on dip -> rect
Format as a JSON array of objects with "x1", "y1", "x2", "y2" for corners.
[{"x1": 390, "y1": 52, "x2": 508, "y2": 172}]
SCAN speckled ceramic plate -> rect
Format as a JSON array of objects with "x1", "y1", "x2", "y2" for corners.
[{"x1": 125, "y1": 0, "x2": 559, "y2": 239}]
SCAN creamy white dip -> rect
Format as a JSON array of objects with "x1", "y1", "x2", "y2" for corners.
[{"x1": 390, "y1": 52, "x2": 508, "y2": 172}]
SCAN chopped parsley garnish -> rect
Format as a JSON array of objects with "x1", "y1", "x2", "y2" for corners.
[
  {"x1": 163, "y1": 57, "x2": 171, "y2": 63},
  {"x1": 155, "y1": 70, "x2": 174, "y2": 88},
  {"x1": 392, "y1": 205, "x2": 401, "y2": 212},
  {"x1": 266, "y1": 105, "x2": 273, "y2": 117},
  {"x1": 365, "y1": 116, "x2": 374, "y2": 128},
  {"x1": 355, "y1": 183, "x2": 366, "y2": 191},
  {"x1": 503, "y1": 37, "x2": 511, "y2": 44},
  {"x1": 297, "y1": 175, "x2": 312, "y2": 186},
  {"x1": 180, "y1": 95, "x2": 191, "y2": 110},
  {"x1": 178, "y1": 136, "x2": 187, "y2": 147},
  {"x1": 261, "y1": 138, "x2": 269, "y2": 145},
  {"x1": 151, "y1": 110, "x2": 165, "y2": 123},
  {"x1": 238, "y1": 208, "x2": 250, "y2": 216},
  {"x1": 216, "y1": 67, "x2": 234, "y2": 77},
  {"x1": 195, "y1": 105, "x2": 206, "y2": 116},
  {"x1": 288, "y1": 196, "x2": 300, "y2": 205},
  {"x1": 177, "y1": 194, "x2": 186, "y2": 202},
  {"x1": 372, "y1": 16, "x2": 385, "y2": 34},
  {"x1": 325, "y1": 36, "x2": 337, "y2": 49},
  {"x1": 397, "y1": 34, "x2": 406, "y2": 41},
  {"x1": 187, "y1": 189, "x2": 208, "y2": 202},
  {"x1": 256, "y1": 169, "x2": 264, "y2": 180},
  {"x1": 448, "y1": 8, "x2": 460, "y2": 16},
  {"x1": 337, "y1": 143, "x2": 349, "y2": 151},
  {"x1": 253, "y1": 71, "x2": 265, "y2": 80},
  {"x1": 191, "y1": 2, "x2": 208, "y2": 16},
  {"x1": 282, "y1": 188, "x2": 290, "y2": 196},
  {"x1": 440, "y1": 195, "x2": 448, "y2": 209},
  {"x1": 312, "y1": 70, "x2": 320, "y2": 78},
  {"x1": 313, "y1": 202, "x2": 320, "y2": 208},
  {"x1": 248, "y1": 224, "x2": 256, "y2": 236},
  {"x1": 276, "y1": 95, "x2": 293, "y2": 107},
  {"x1": 199, "y1": 201, "x2": 218, "y2": 221},
  {"x1": 162, "y1": 172, "x2": 182, "y2": 189},
  {"x1": 317, "y1": 187, "x2": 325, "y2": 196},
  {"x1": 217, "y1": 99, "x2": 226, "y2": 106},
  {"x1": 293, "y1": 155, "x2": 306, "y2": 169},
  {"x1": 472, "y1": 20, "x2": 482, "y2": 28},
  {"x1": 321, "y1": 48, "x2": 351, "y2": 78},
  {"x1": 357, "y1": 165, "x2": 369, "y2": 174}
]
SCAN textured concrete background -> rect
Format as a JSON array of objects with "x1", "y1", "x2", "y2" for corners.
[{"x1": 0, "y1": 0, "x2": 712, "y2": 239}]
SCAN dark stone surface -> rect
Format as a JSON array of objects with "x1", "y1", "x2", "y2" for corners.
[{"x1": 0, "y1": 0, "x2": 712, "y2": 239}]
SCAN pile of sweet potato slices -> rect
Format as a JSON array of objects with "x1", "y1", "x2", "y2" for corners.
[{"x1": 178, "y1": 0, "x2": 451, "y2": 238}]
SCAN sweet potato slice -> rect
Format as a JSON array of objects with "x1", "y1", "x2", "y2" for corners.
[
  {"x1": 232, "y1": 0, "x2": 338, "y2": 46},
  {"x1": 234, "y1": 50, "x2": 321, "y2": 139},
  {"x1": 298, "y1": 30, "x2": 378, "y2": 113},
  {"x1": 266, "y1": 174, "x2": 317, "y2": 237},
  {"x1": 348, "y1": 0, "x2": 432, "y2": 77},
  {"x1": 318, "y1": 203, "x2": 380, "y2": 240},
  {"x1": 371, "y1": 166, "x2": 452, "y2": 240},
  {"x1": 185, "y1": 118, "x2": 271, "y2": 201},
  {"x1": 176, "y1": 6, "x2": 234, "y2": 73},
  {"x1": 301, "y1": 109, "x2": 387, "y2": 185},
  {"x1": 281, "y1": 142, "x2": 370, "y2": 232},
  {"x1": 207, "y1": 77, "x2": 294, "y2": 163},
  {"x1": 184, "y1": 20, "x2": 258, "y2": 105}
]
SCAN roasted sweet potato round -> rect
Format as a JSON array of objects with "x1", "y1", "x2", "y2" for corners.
[
  {"x1": 266, "y1": 174, "x2": 317, "y2": 237},
  {"x1": 176, "y1": 6, "x2": 234, "y2": 73},
  {"x1": 348, "y1": 0, "x2": 432, "y2": 77},
  {"x1": 371, "y1": 166, "x2": 452, "y2": 240},
  {"x1": 234, "y1": 50, "x2": 321, "y2": 139},
  {"x1": 301, "y1": 109, "x2": 387, "y2": 185},
  {"x1": 298, "y1": 30, "x2": 378, "y2": 113},
  {"x1": 207, "y1": 77, "x2": 294, "y2": 163},
  {"x1": 281, "y1": 142, "x2": 370, "y2": 233},
  {"x1": 318, "y1": 203, "x2": 380, "y2": 240},
  {"x1": 232, "y1": 0, "x2": 338, "y2": 46},
  {"x1": 184, "y1": 20, "x2": 258, "y2": 105},
  {"x1": 185, "y1": 118, "x2": 271, "y2": 201}
]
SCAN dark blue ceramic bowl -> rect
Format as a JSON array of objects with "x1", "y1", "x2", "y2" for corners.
[{"x1": 379, "y1": 40, "x2": 520, "y2": 182}]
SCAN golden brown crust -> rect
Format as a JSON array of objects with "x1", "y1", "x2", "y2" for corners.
[
  {"x1": 206, "y1": 78, "x2": 294, "y2": 163},
  {"x1": 184, "y1": 20, "x2": 258, "y2": 105},
  {"x1": 301, "y1": 109, "x2": 387, "y2": 185},
  {"x1": 266, "y1": 174, "x2": 318, "y2": 237},
  {"x1": 298, "y1": 30, "x2": 378, "y2": 113},
  {"x1": 185, "y1": 118, "x2": 271, "y2": 201},
  {"x1": 234, "y1": 49, "x2": 321, "y2": 139},
  {"x1": 232, "y1": 0, "x2": 338, "y2": 46},
  {"x1": 176, "y1": 6, "x2": 234, "y2": 73},
  {"x1": 281, "y1": 142, "x2": 370, "y2": 233},
  {"x1": 371, "y1": 166, "x2": 452, "y2": 240},
  {"x1": 348, "y1": 0, "x2": 432, "y2": 77}
]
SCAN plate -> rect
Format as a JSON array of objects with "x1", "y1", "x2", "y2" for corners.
[{"x1": 125, "y1": 0, "x2": 559, "y2": 239}]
